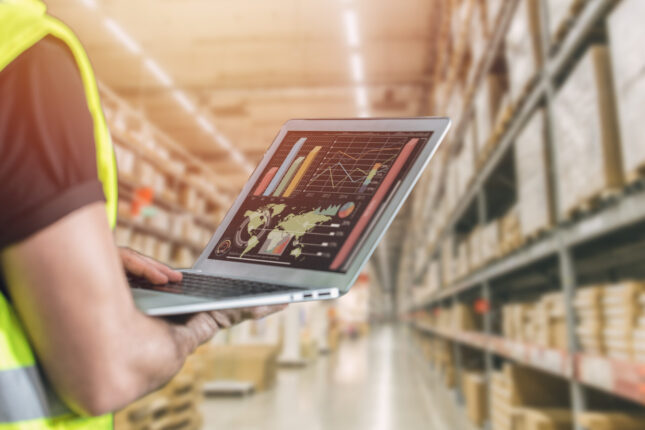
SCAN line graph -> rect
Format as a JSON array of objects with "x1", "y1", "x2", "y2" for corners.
[{"x1": 303, "y1": 139, "x2": 405, "y2": 195}]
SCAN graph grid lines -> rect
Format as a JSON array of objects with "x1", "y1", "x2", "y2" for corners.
[{"x1": 302, "y1": 135, "x2": 409, "y2": 196}]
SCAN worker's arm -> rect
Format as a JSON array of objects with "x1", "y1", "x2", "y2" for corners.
[{"x1": 2, "y1": 202, "x2": 224, "y2": 415}]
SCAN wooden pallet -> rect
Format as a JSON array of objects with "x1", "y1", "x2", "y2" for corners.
[{"x1": 564, "y1": 187, "x2": 621, "y2": 221}]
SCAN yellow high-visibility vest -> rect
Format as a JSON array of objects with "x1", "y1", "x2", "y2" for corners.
[{"x1": 0, "y1": 0, "x2": 117, "y2": 427}]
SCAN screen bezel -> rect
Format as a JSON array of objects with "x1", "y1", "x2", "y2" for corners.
[{"x1": 193, "y1": 117, "x2": 451, "y2": 293}]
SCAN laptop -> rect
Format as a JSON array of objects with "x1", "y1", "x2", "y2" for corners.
[{"x1": 129, "y1": 117, "x2": 451, "y2": 315}]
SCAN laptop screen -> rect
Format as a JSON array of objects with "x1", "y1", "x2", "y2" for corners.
[{"x1": 208, "y1": 130, "x2": 433, "y2": 273}]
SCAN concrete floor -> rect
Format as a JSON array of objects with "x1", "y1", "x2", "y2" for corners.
[{"x1": 200, "y1": 325, "x2": 458, "y2": 430}]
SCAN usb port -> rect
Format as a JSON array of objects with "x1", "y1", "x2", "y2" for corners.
[
  {"x1": 318, "y1": 292, "x2": 331, "y2": 297},
  {"x1": 303, "y1": 294, "x2": 313, "y2": 299}
]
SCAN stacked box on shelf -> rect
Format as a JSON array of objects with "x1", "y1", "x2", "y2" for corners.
[
  {"x1": 607, "y1": 0, "x2": 645, "y2": 183},
  {"x1": 602, "y1": 281, "x2": 644, "y2": 361},
  {"x1": 455, "y1": 239, "x2": 469, "y2": 279},
  {"x1": 498, "y1": 205, "x2": 522, "y2": 255},
  {"x1": 503, "y1": 302, "x2": 535, "y2": 343},
  {"x1": 441, "y1": 236, "x2": 457, "y2": 286},
  {"x1": 468, "y1": 226, "x2": 483, "y2": 272},
  {"x1": 504, "y1": 0, "x2": 542, "y2": 104},
  {"x1": 452, "y1": 302, "x2": 480, "y2": 332},
  {"x1": 514, "y1": 109, "x2": 553, "y2": 239},
  {"x1": 578, "y1": 412, "x2": 645, "y2": 430},
  {"x1": 462, "y1": 371, "x2": 488, "y2": 427},
  {"x1": 481, "y1": 220, "x2": 500, "y2": 264},
  {"x1": 534, "y1": 292, "x2": 567, "y2": 350},
  {"x1": 552, "y1": 45, "x2": 623, "y2": 218},
  {"x1": 633, "y1": 293, "x2": 645, "y2": 362},
  {"x1": 574, "y1": 285, "x2": 605, "y2": 355},
  {"x1": 514, "y1": 408, "x2": 573, "y2": 430},
  {"x1": 491, "y1": 363, "x2": 570, "y2": 430}
]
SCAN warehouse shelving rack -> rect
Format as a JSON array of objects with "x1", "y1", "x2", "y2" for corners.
[
  {"x1": 99, "y1": 84, "x2": 233, "y2": 266},
  {"x1": 396, "y1": 0, "x2": 645, "y2": 429}
]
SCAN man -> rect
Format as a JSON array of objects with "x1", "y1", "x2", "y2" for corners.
[{"x1": 0, "y1": 0, "x2": 283, "y2": 427}]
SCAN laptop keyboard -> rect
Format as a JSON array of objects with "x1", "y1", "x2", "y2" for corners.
[{"x1": 128, "y1": 272, "x2": 303, "y2": 300}]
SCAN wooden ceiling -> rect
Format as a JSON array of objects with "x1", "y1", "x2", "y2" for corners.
[{"x1": 45, "y1": 0, "x2": 438, "y2": 192}]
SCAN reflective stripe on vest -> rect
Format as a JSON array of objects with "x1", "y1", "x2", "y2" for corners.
[{"x1": 0, "y1": 0, "x2": 117, "y2": 427}]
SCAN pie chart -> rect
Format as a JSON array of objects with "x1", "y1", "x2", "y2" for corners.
[{"x1": 338, "y1": 202, "x2": 356, "y2": 219}]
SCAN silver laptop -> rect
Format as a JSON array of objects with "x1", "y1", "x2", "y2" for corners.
[{"x1": 129, "y1": 117, "x2": 450, "y2": 315}]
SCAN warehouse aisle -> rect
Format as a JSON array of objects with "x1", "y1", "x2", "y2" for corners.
[{"x1": 200, "y1": 325, "x2": 449, "y2": 430}]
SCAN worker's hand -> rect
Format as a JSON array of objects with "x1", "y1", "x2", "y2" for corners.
[
  {"x1": 119, "y1": 247, "x2": 182, "y2": 285},
  {"x1": 208, "y1": 305, "x2": 288, "y2": 329}
]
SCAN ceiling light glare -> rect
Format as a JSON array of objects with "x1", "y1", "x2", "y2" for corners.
[
  {"x1": 343, "y1": 9, "x2": 360, "y2": 48},
  {"x1": 215, "y1": 133, "x2": 233, "y2": 151},
  {"x1": 104, "y1": 18, "x2": 141, "y2": 55},
  {"x1": 197, "y1": 115, "x2": 216, "y2": 135},
  {"x1": 355, "y1": 85, "x2": 368, "y2": 108},
  {"x1": 79, "y1": 0, "x2": 98, "y2": 9},
  {"x1": 143, "y1": 58, "x2": 173, "y2": 87},
  {"x1": 172, "y1": 90, "x2": 196, "y2": 114},
  {"x1": 350, "y1": 52, "x2": 364, "y2": 83}
]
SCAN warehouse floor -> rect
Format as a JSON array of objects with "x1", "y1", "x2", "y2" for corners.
[{"x1": 200, "y1": 326, "x2": 454, "y2": 430}]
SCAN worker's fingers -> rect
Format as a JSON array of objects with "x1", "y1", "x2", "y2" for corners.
[
  {"x1": 209, "y1": 311, "x2": 233, "y2": 328},
  {"x1": 119, "y1": 248, "x2": 169, "y2": 284},
  {"x1": 242, "y1": 304, "x2": 288, "y2": 320},
  {"x1": 140, "y1": 253, "x2": 183, "y2": 282}
]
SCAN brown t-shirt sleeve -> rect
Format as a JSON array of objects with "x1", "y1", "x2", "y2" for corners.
[{"x1": 0, "y1": 36, "x2": 107, "y2": 248}]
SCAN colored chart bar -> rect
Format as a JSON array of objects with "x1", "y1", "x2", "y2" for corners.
[
  {"x1": 358, "y1": 163, "x2": 382, "y2": 193},
  {"x1": 253, "y1": 167, "x2": 279, "y2": 196},
  {"x1": 283, "y1": 146, "x2": 322, "y2": 198},
  {"x1": 273, "y1": 156, "x2": 304, "y2": 197},
  {"x1": 330, "y1": 138, "x2": 419, "y2": 270},
  {"x1": 263, "y1": 137, "x2": 307, "y2": 196}
]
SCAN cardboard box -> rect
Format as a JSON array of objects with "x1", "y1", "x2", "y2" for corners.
[
  {"x1": 517, "y1": 408, "x2": 573, "y2": 430},
  {"x1": 578, "y1": 412, "x2": 645, "y2": 430},
  {"x1": 608, "y1": 0, "x2": 645, "y2": 180},
  {"x1": 463, "y1": 371, "x2": 488, "y2": 427},
  {"x1": 205, "y1": 344, "x2": 279, "y2": 392},
  {"x1": 553, "y1": 45, "x2": 623, "y2": 217}
]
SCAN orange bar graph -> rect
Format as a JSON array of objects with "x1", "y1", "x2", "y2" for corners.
[
  {"x1": 253, "y1": 167, "x2": 278, "y2": 196},
  {"x1": 283, "y1": 146, "x2": 322, "y2": 197}
]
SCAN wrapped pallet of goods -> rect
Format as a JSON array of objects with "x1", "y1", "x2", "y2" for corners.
[
  {"x1": 607, "y1": 0, "x2": 645, "y2": 184},
  {"x1": 474, "y1": 69, "x2": 508, "y2": 162},
  {"x1": 577, "y1": 412, "x2": 645, "y2": 430},
  {"x1": 514, "y1": 109, "x2": 553, "y2": 240},
  {"x1": 574, "y1": 285, "x2": 605, "y2": 355},
  {"x1": 504, "y1": 0, "x2": 542, "y2": 104},
  {"x1": 552, "y1": 45, "x2": 623, "y2": 219},
  {"x1": 602, "y1": 281, "x2": 644, "y2": 361}
]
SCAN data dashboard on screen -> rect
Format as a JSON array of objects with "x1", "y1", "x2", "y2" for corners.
[{"x1": 208, "y1": 130, "x2": 433, "y2": 272}]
